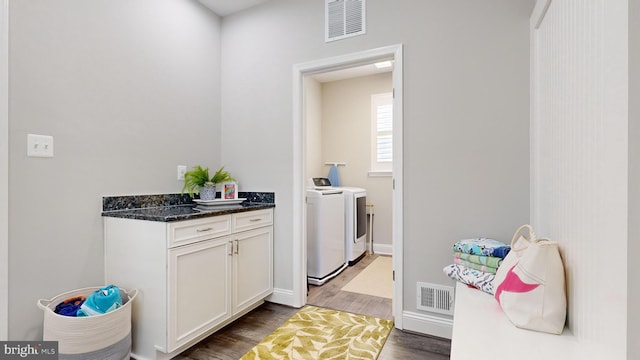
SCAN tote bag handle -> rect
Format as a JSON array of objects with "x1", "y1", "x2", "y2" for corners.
[{"x1": 510, "y1": 224, "x2": 536, "y2": 251}]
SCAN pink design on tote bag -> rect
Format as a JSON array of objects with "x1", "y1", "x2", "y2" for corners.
[{"x1": 494, "y1": 264, "x2": 540, "y2": 301}]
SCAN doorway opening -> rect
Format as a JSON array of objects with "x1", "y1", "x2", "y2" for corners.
[{"x1": 292, "y1": 44, "x2": 404, "y2": 328}]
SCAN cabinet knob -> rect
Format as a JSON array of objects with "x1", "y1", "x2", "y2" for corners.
[
  {"x1": 249, "y1": 218, "x2": 261, "y2": 222},
  {"x1": 196, "y1": 227, "x2": 214, "y2": 232}
]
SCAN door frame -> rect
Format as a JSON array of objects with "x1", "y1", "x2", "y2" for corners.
[
  {"x1": 292, "y1": 44, "x2": 404, "y2": 328},
  {"x1": 1, "y1": 0, "x2": 9, "y2": 341}
]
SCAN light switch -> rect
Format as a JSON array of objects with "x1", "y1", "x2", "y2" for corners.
[{"x1": 27, "y1": 134, "x2": 54, "y2": 158}]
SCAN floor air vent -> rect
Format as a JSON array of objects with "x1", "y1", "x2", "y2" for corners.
[
  {"x1": 325, "y1": 0, "x2": 366, "y2": 42},
  {"x1": 416, "y1": 282, "x2": 454, "y2": 315}
]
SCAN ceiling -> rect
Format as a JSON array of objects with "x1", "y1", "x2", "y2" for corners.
[
  {"x1": 310, "y1": 62, "x2": 393, "y2": 83},
  {"x1": 198, "y1": 0, "x2": 271, "y2": 17}
]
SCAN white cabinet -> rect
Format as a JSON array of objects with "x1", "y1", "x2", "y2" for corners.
[
  {"x1": 233, "y1": 227, "x2": 273, "y2": 314},
  {"x1": 168, "y1": 237, "x2": 231, "y2": 352},
  {"x1": 104, "y1": 208, "x2": 273, "y2": 360}
]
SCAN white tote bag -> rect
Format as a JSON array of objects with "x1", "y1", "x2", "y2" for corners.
[{"x1": 493, "y1": 224, "x2": 566, "y2": 334}]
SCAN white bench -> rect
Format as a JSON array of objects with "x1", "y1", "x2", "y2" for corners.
[{"x1": 450, "y1": 282, "x2": 582, "y2": 359}]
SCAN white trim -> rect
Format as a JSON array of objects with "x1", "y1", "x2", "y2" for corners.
[
  {"x1": 266, "y1": 288, "x2": 296, "y2": 307},
  {"x1": 367, "y1": 171, "x2": 392, "y2": 177},
  {"x1": 372, "y1": 243, "x2": 393, "y2": 256},
  {"x1": 391, "y1": 45, "x2": 403, "y2": 329},
  {"x1": 292, "y1": 62, "x2": 306, "y2": 309},
  {"x1": 0, "y1": 0, "x2": 8, "y2": 341},
  {"x1": 402, "y1": 311, "x2": 453, "y2": 340},
  {"x1": 293, "y1": 44, "x2": 404, "y2": 328}
]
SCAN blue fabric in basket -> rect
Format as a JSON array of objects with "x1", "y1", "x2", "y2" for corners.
[
  {"x1": 54, "y1": 296, "x2": 85, "y2": 317},
  {"x1": 77, "y1": 285, "x2": 122, "y2": 317}
]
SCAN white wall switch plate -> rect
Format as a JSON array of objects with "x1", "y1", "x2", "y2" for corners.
[
  {"x1": 27, "y1": 134, "x2": 54, "y2": 157},
  {"x1": 177, "y1": 165, "x2": 187, "y2": 180}
]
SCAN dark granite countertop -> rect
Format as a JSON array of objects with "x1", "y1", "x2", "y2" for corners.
[
  {"x1": 101, "y1": 192, "x2": 275, "y2": 222},
  {"x1": 102, "y1": 203, "x2": 274, "y2": 222}
]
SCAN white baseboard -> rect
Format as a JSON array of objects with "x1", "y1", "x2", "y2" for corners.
[
  {"x1": 266, "y1": 288, "x2": 296, "y2": 307},
  {"x1": 373, "y1": 243, "x2": 393, "y2": 255},
  {"x1": 402, "y1": 311, "x2": 453, "y2": 339}
]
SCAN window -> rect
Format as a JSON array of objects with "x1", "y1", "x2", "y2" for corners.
[{"x1": 370, "y1": 92, "x2": 393, "y2": 174}]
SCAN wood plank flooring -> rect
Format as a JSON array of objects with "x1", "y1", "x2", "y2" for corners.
[
  {"x1": 175, "y1": 254, "x2": 451, "y2": 359},
  {"x1": 174, "y1": 303, "x2": 297, "y2": 360},
  {"x1": 307, "y1": 254, "x2": 393, "y2": 320}
]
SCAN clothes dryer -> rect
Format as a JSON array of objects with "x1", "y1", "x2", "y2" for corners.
[{"x1": 339, "y1": 187, "x2": 367, "y2": 265}]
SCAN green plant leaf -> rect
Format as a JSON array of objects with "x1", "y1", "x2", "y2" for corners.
[
  {"x1": 181, "y1": 165, "x2": 210, "y2": 198},
  {"x1": 210, "y1": 166, "x2": 235, "y2": 184}
]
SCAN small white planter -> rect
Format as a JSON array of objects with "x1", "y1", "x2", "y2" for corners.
[{"x1": 199, "y1": 184, "x2": 216, "y2": 200}]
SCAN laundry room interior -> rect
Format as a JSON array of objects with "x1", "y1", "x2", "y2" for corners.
[{"x1": 304, "y1": 62, "x2": 394, "y2": 318}]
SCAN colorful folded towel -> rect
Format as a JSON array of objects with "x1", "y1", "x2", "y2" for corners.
[
  {"x1": 454, "y1": 252, "x2": 503, "y2": 269},
  {"x1": 443, "y1": 263, "x2": 495, "y2": 295},
  {"x1": 453, "y1": 258, "x2": 498, "y2": 274},
  {"x1": 77, "y1": 285, "x2": 122, "y2": 317},
  {"x1": 54, "y1": 296, "x2": 86, "y2": 317},
  {"x1": 452, "y1": 238, "x2": 511, "y2": 258}
]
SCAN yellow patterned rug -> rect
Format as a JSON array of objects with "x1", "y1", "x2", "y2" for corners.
[{"x1": 240, "y1": 305, "x2": 394, "y2": 360}]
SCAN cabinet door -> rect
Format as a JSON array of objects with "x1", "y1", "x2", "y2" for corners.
[
  {"x1": 168, "y1": 237, "x2": 231, "y2": 352},
  {"x1": 232, "y1": 227, "x2": 273, "y2": 315}
]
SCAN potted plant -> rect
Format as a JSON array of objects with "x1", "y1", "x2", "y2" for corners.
[{"x1": 182, "y1": 166, "x2": 235, "y2": 200}]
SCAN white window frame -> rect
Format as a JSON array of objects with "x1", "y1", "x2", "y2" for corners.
[{"x1": 370, "y1": 92, "x2": 393, "y2": 175}]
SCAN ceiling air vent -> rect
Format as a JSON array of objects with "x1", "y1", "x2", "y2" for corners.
[{"x1": 325, "y1": 0, "x2": 366, "y2": 43}]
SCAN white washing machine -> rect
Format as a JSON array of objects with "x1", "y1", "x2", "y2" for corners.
[
  {"x1": 340, "y1": 187, "x2": 367, "y2": 265},
  {"x1": 306, "y1": 178, "x2": 347, "y2": 286}
]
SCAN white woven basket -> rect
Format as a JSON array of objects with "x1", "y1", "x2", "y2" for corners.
[{"x1": 37, "y1": 286, "x2": 137, "y2": 358}]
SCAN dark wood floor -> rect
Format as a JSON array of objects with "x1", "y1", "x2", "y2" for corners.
[
  {"x1": 176, "y1": 254, "x2": 451, "y2": 360},
  {"x1": 306, "y1": 253, "x2": 393, "y2": 320}
]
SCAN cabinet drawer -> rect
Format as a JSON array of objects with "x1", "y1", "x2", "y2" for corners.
[
  {"x1": 232, "y1": 209, "x2": 273, "y2": 232},
  {"x1": 169, "y1": 216, "x2": 232, "y2": 248}
]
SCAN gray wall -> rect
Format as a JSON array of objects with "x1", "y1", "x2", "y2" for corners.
[
  {"x1": 629, "y1": 0, "x2": 639, "y2": 357},
  {"x1": 320, "y1": 73, "x2": 393, "y2": 248},
  {"x1": 220, "y1": 0, "x2": 532, "y2": 317},
  {"x1": 8, "y1": 0, "x2": 222, "y2": 340}
]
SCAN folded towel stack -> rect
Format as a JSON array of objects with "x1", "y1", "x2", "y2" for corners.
[
  {"x1": 443, "y1": 238, "x2": 511, "y2": 295},
  {"x1": 452, "y1": 237, "x2": 511, "y2": 260}
]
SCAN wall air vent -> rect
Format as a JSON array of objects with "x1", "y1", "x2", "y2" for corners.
[
  {"x1": 325, "y1": 0, "x2": 366, "y2": 43},
  {"x1": 417, "y1": 282, "x2": 455, "y2": 316}
]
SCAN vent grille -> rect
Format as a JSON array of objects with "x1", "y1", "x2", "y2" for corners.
[
  {"x1": 416, "y1": 282, "x2": 454, "y2": 315},
  {"x1": 325, "y1": 0, "x2": 366, "y2": 42}
]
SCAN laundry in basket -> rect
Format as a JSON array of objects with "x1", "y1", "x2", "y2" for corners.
[
  {"x1": 77, "y1": 285, "x2": 123, "y2": 317},
  {"x1": 38, "y1": 286, "x2": 137, "y2": 360}
]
